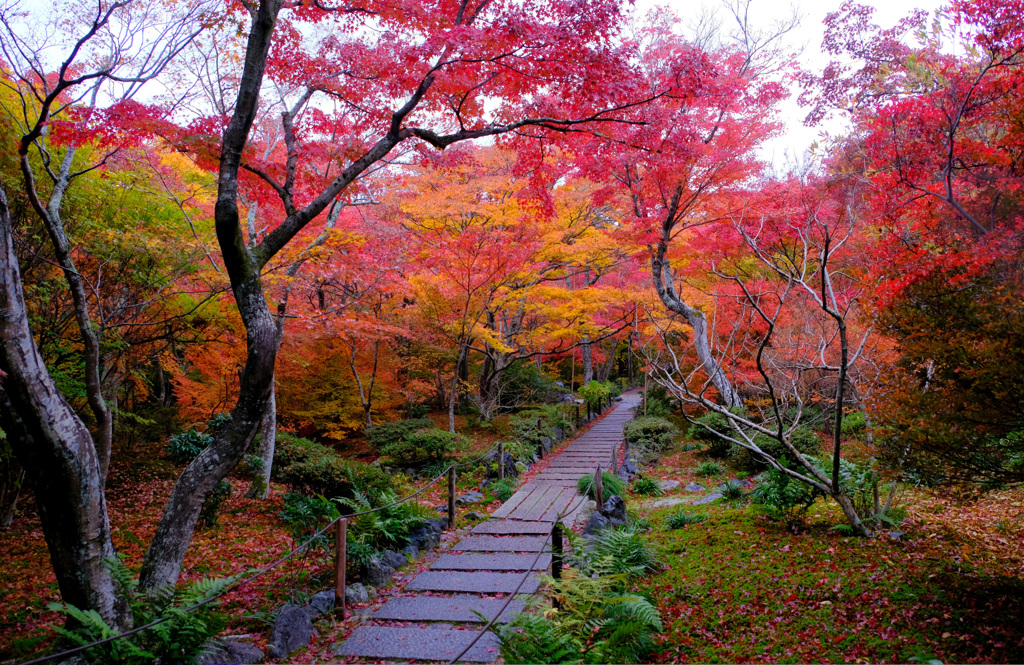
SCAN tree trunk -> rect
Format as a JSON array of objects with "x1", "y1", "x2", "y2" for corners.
[
  {"x1": 0, "y1": 188, "x2": 130, "y2": 628},
  {"x1": 246, "y1": 381, "x2": 276, "y2": 500},
  {"x1": 651, "y1": 251, "x2": 743, "y2": 408},
  {"x1": 581, "y1": 337, "x2": 593, "y2": 385}
]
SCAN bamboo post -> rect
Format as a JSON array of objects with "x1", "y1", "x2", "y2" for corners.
[
  {"x1": 594, "y1": 466, "x2": 603, "y2": 508},
  {"x1": 498, "y1": 441, "x2": 505, "y2": 481},
  {"x1": 552, "y1": 522, "x2": 563, "y2": 609},
  {"x1": 610, "y1": 447, "x2": 617, "y2": 474},
  {"x1": 334, "y1": 518, "x2": 347, "y2": 619},
  {"x1": 448, "y1": 467, "x2": 457, "y2": 529}
]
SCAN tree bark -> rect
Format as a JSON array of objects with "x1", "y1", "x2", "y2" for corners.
[
  {"x1": 246, "y1": 382, "x2": 276, "y2": 500},
  {"x1": 0, "y1": 187, "x2": 130, "y2": 628},
  {"x1": 581, "y1": 336, "x2": 593, "y2": 385}
]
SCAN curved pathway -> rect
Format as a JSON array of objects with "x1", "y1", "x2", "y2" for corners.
[{"x1": 334, "y1": 393, "x2": 641, "y2": 663}]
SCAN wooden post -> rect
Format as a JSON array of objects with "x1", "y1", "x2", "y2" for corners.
[
  {"x1": 536, "y1": 417, "x2": 544, "y2": 459},
  {"x1": 552, "y1": 522, "x2": 563, "y2": 610},
  {"x1": 498, "y1": 441, "x2": 505, "y2": 480},
  {"x1": 447, "y1": 466, "x2": 456, "y2": 529},
  {"x1": 334, "y1": 518, "x2": 347, "y2": 619},
  {"x1": 594, "y1": 466, "x2": 603, "y2": 508},
  {"x1": 574, "y1": 405, "x2": 580, "y2": 428}
]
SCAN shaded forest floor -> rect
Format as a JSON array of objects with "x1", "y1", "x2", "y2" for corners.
[{"x1": 2, "y1": 428, "x2": 1023, "y2": 663}]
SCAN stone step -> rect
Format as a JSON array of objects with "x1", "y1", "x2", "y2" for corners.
[
  {"x1": 454, "y1": 535, "x2": 549, "y2": 552},
  {"x1": 404, "y1": 570, "x2": 541, "y2": 593},
  {"x1": 336, "y1": 625, "x2": 500, "y2": 662},
  {"x1": 372, "y1": 595, "x2": 526, "y2": 623},
  {"x1": 432, "y1": 552, "x2": 551, "y2": 571},
  {"x1": 472, "y1": 520, "x2": 553, "y2": 535}
]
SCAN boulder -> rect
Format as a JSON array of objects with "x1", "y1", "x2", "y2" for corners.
[
  {"x1": 692, "y1": 492, "x2": 723, "y2": 505},
  {"x1": 382, "y1": 549, "x2": 407, "y2": 570},
  {"x1": 600, "y1": 495, "x2": 628, "y2": 524},
  {"x1": 614, "y1": 396, "x2": 624, "y2": 402},
  {"x1": 197, "y1": 639, "x2": 265, "y2": 665},
  {"x1": 552, "y1": 427, "x2": 564, "y2": 440},
  {"x1": 268, "y1": 604, "x2": 314, "y2": 660},
  {"x1": 659, "y1": 480, "x2": 681, "y2": 492},
  {"x1": 455, "y1": 491, "x2": 485, "y2": 505},
  {"x1": 427, "y1": 518, "x2": 447, "y2": 533},
  {"x1": 684, "y1": 482, "x2": 705, "y2": 492},
  {"x1": 362, "y1": 556, "x2": 394, "y2": 588},
  {"x1": 540, "y1": 437, "x2": 554, "y2": 453},
  {"x1": 306, "y1": 590, "x2": 335, "y2": 617},
  {"x1": 401, "y1": 544, "x2": 420, "y2": 561},
  {"x1": 573, "y1": 499, "x2": 597, "y2": 529},
  {"x1": 344, "y1": 582, "x2": 370, "y2": 605},
  {"x1": 464, "y1": 511, "x2": 484, "y2": 520},
  {"x1": 486, "y1": 451, "x2": 519, "y2": 479},
  {"x1": 582, "y1": 511, "x2": 611, "y2": 536}
]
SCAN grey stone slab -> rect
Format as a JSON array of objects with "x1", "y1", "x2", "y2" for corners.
[
  {"x1": 404, "y1": 570, "x2": 541, "y2": 594},
  {"x1": 335, "y1": 625, "x2": 500, "y2": 662},
  {"x1": 692, "y1": 492, "x2": 723, "y2": 505},
  {"x1": 372, "y1": 595, "x2": 526, "y2": 623},
  {"x1": 472, "y1": 520, "x2": 552, "y2": 535},
  {"x1": 432, "y1": 552, "x2": 551, "y2": 571},
  {"x1": 455, "y1": 535, "x2": 549, "y2": 552}
]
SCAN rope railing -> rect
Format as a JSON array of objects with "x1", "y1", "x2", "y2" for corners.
[{"x1": 17, "y1": 439, "x2": 506, "y2": 665}]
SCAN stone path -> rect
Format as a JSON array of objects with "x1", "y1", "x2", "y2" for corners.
[{"x1": 335, "y1": 393, "x2": 641, "y2": 663}]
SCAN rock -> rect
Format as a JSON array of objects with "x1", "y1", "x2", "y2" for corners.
[
  {"x1": 434, "y1": 504, "x2": 447, "y2": 513},
  {"x1": 344, "y1": 582, "x2": 371, "y2": 605},
  {"x1": 197, "y1": 639, "x2": 265, "y2": 665},
  {"x1": 648, "y1": 497, "x2": 688, "y2": 509},
  {"x1": 268, "y1": 604, "x2": 314, "y2": 660},
  {"x1": 684, "y1": 482, "x2": 705, "y2": 492},
  {"x1": 734, "y1": 478, "x2": 754, "y2": 488},
  {"x1": 600, "y1": 495, "x2": 628, "y2": 524},
  {"x1": 540, "y1": 437, "x2": 554, "y2": 453},
  {"x1": 582, "y1": 511, "x2": 611, "y2": 536},
  {"x1": 427, "y1": 518, "x2": 447, "y2": 534},
  {"x1": 456, "y1": 491, "x2": 485, "y2": 505},
  {"x1": 573, "y1": 499, "x2": 597, "y2": 529},
  {"x1": 486, "y1": 451, "x2": 519, "y2": 479},
  {"x1": 692, "y1": 492, "x2": 723, "y2": 505},
  {"x1": 464, "y1": 511, "x2": 484, "y2": 520},
  {"x1": 407, "y1": 524, "x2": 440, "y2": 549},
  {"x1": 614, "y1": 396, "x2": 624, "y2": 401},
  {"x1": 362, "y1": 556, "x2": 394, "y2": 588},
  {"x1": 401, "y1": 544, "x2": 419, "y2": 561},
  {"x1": 306, "y1": 590, "x2": 335, "y2": 617},
  {"x1": 659, "y1": 480, "x2": 681, "y2": 492},
  {"x1": 382, "y1": 549, "x2": 407, "y2": 570},
  {"x1": 888, "y1": 531, "x2": 905, "y2": 540},
  {"x1": 552, "y1": 427, "x2": 564, "y2": 440},
  {"x1": 616, "y1": 467, "x2": 632, "y2": 483}
]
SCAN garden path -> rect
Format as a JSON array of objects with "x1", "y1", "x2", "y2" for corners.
[{"x1": 334, "y1": 392, "x2": 641, "y2": 662}]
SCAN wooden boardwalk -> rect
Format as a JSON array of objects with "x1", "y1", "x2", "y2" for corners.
[{"x1": 334, "y1": 393, "x2": 640, "y2": 662}]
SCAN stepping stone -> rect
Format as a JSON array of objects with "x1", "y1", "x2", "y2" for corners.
[
  {"x1": 433, "y1": 553, "x2": 551, "y2": 571},
  {"x1": 684, "y1": 482, "x2": 705, "y2": 492},
  {"x1": 336, "y1": 625, "x2": 500, "y2": 662},
  {"x1": 692, "y1": 492, "x2": 723, "y2": 505},
  {"x1": 648, "y1": 497, "x2": 688, "y2": 509},
  {"x1": 472, "y1": 520, "x2": 552, "y2": 535},
  {"x1": 372, "y1": 595, "x2": 526, "y2": 623},
  {"x1": 454, "y1": 536, "x2": 549, "y2": 552},
  {"x1": 404, "y1": 570, "x2": 541, "y2": 594}
]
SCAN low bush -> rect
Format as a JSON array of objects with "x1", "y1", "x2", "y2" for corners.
[
  {"x1": 274, "y1": 433, "x2": 395, "y2": 500},
  {"x1": 631, "y1": 474, "x2": 664, "y2": 496},
  {"x1": 578, "y1": 380, "x2": 612, "y2": 412},
  {"x1": 198, "y1": 480, "x2": 232, "y2": 528},
  {"x1": 719, "y1": 478, "x2": 747, "y2": 501},
  {"x1": 363, "y1": 418, "x2": 435, "y2": 453},
  {"x1": 667, "y1": 511, "x2": 707, "y2": 529},
  {"x1": 730, "y1": 426, "x2": 822, "y2": 472},
  {"x1": 695, "y1": 460, "x2": 723, "y2": 476},
  {"x1": 642, "y1": 384, "x2": 675, "y2": 418},
  {"x1": 339, "y1": 490, "x2": 434, "y2": 550},
  {"x1": 489, "y1": 479, "x2": 515, "y2": 502},
  {"x1": 750, "y1": 466, "x2": 822, "y2": 526},
  {"x1": 166, "y1": 430, "x2": 211, "y2": 465},
  {"x1": 380, "y1": 428, "x2": 467, "y2": 466},
  {"x1": 577, "y1": 471, "x2": 625, "y2": 501},
  {"x1": 278, "y1": 492, "x2": 339, "y2": 551},
  {"x1": 691, "y1": 408, "x2": 746, "y2": 458},
  {"x1": 840, "y1": 410, "x2": 867, "y2": 437},
  {"x1": 624, "y1": 416, "x2": 679, "y2": 453}
]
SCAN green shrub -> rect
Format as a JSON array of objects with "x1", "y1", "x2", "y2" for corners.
[
  {"x1": 624, "y1": 416, "x2": 678, "y2": 453},
  {"x1": 166, "y1": 429, "x2": 211, "y2": 464},
  {"x1": 274, "y1": 433, "x2": 395, "y2": 500},
  {"x1": 667, "y1": 511, "x2": 707, "y2": 529},
  {"x1": 731, "y1": 426, "x2": 822, "y2": 471},
  {"x1": 641, "y1": 384, "x2": 675, "y2": 418},
  {"x1": 719, "y1": 478, "x2": 747, "y2": 501},
  {"x1": 339, "y1": 490, "x2": 432, "y2": 550},
  {"x1": 490, "y1": 479, "x2": 515, "y2": 502},
  {"x1": 206, "y1": 411, "x2": 232, "y2": 434},
  {"x1": 840, "y1": 410, "x2": 867, "y2": 437},
  {"x1": 278, "y1": 492, "x2": 340, "y2": 551},
  {"x1": 585, "y1": 527, "x2": 661, "y2": 577},
  {"x1": 198, "y1": 480, "x2": 232, "y2": 528},
  {"x1": 381, "y1": 428, "x2": 467, "y2": 466},
  {"x1": 578, "y1": 380, "x2": 612, "y2": 411},
  {"x1": 631, "y1": 474, "x2": 663, "y2": 496},
  {"x1": 363, "y1": 418, "x2": 435, "y2": 453},
  {"x1": 49, "y1": 558, "x2": 241, "y2": 665},
  {"x1": 695, "y1": 460, "x2": 723, "y2": 476},
  {"x1": 577, "y1": 471, "x2": 625, "y2": 501},
  {"x1": 691, "y1": 408, "x2": 746, "y2": 458},
  {"x1": 507, "y1": 412, "x2": 552, "y2": 448},
  {"x1": 750, "y1": 466, "x2": 822, "y2": 525}
]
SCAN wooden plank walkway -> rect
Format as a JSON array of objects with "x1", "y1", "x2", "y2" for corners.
[{"x1": 335, "y1": 392, "x2": 640, "y2": 662}]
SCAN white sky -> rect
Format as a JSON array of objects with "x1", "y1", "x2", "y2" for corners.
[{"x1": 640, "y1": 0, "x2": 948, "y2": 165}]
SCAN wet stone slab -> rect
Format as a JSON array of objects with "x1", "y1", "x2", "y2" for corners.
[
  {"x1": 404, "y1": 570, "x2": 541, "y2": 594},
  {"x1": 335, "y1": 625, "x2": 500, "y2": 662},
  {"x1": 432, "y1": 552, "x2": 551, "y2": 571},
  {"x1": 455, "y1": 536, "x2": 549, "y2": 552},
  {"x1": 372, "y1": 595, "x2": 526, "y2": 623}
]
